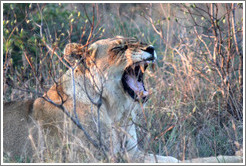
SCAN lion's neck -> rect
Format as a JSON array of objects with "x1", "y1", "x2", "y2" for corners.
[{"x1": 51, "y1": 68, "x2": 140, "y2": 124}]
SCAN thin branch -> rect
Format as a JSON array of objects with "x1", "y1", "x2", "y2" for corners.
[
  {"x1": 42, "y1": 40, "x2": 70, "y2": 69},
  {"x1": 37, "y1": 3, "x2": 43, "y2": 38},
  {"x1": 231, "y1": 3, "x2": 241, "y2": 56},
  {"x1": 42, "y1": 95, "x2": 100, "y2": 149}
]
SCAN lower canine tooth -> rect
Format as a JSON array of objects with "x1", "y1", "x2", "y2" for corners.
[
  {"x1": 152, "y1": 62, "x2": 157, "y2": 71},
  {"x1": 131, "y1": 64, "x2": 135, "y2": 70},
  {"x1": 140, "y1": 63, "x2": 145, "y2": 73}
]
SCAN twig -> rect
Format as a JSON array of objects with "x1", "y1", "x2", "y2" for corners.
[
  {"x1": 42, "y1": 40, "x2": 70, "y2": 69},
  {"x1": 42, "y1": 95, "x2": 100, "y2": 149},
  {"x1": 37, "y1": 4, "x2": 43, "y2": 38}
]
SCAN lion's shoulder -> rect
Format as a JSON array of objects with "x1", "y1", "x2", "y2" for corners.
[{"x1": 3, "y1": 100, "x2": 35, "y2": 121}]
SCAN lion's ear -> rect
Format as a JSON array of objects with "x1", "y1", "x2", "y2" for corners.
[
  {"x1": 115, "y1": 35, "x2": 124, "y2": 39},
  {"x1": 64, "y1": 43, "x2": 84, "y2": 66},
  {"x1": 85, "y1": 43, "x2": 98, "y2": 66},
  {"x1": 88, "y1": 43, "x2": 98, "y2": 58},
  {"x1": 115, "y1": 36, "x2": 125, "y2": 44}
]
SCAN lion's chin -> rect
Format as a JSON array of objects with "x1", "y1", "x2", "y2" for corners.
[{"x1": 121, "y1": 61, "x2": 151, "y2": 103}]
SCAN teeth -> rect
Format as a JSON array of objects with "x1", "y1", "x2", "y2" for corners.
[
  {"x1": 140, "y1": 62, "x2": 145, "y2": 73},
  {"x1": 151, "y1": 63, "x2": 156, "y2": 71},
  {"x1": 151, "y1": 61, "x2": 157, "y2": 71},
  {"x1": 131, "y1": 64, "x2": 135, "y2": 70},
  {"x1": 137, "y1": 91, "x2": 148, "y2": 99}
]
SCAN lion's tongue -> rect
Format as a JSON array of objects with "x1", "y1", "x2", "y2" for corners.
[{"x1": 125, "y1": 74, "x2": 148, "y2": 97}]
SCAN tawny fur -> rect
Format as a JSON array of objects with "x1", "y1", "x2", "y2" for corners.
[{"x1": 3, "y1": 37, "x2": 243, "y2": 163}]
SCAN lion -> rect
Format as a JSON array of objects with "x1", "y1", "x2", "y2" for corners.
[{"x1": 3, "y1": 36, "x2": 243, "y2": 163}]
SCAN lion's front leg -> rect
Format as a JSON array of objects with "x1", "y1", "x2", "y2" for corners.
[
  {"x1": 141, "y1": 154, "x2": 179, "y2": 163},
  {"x1": 126, "y1": 146, "x2": 179, "y2": 163},
  {"x1": 125, "y1": 123, "x2": 179, "y2": 163},
  {"x1": 127, "y1": 148, "x2": 179, "y2": 163}
]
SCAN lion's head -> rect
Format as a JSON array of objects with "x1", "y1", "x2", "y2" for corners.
[{"x1": 63, "y1": 36, "x2": 157, "y2": 103}]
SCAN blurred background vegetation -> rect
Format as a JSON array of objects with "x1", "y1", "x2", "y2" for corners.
[{"x1": 3, "y1": 3, "x2": 243, "y2": 162}]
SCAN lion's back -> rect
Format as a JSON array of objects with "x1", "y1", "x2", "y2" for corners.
[{"x1": 3, "y1": 100, "x2": 35, "y2": 162}]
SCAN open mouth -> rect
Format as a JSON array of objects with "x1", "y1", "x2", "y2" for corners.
[{"x1": 122, "y1": 61, "x2": 151, "y2": 102}]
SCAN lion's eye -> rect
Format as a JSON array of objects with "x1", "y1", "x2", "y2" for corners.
[
  {"x1": 111, "y1": 45, "x2": 128, "y2": 54},
  {"x1": 123, "y1": 45, "x2": 128, "y2": 50}
]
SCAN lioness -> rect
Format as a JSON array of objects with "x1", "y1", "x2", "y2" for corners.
[{"x1": 3, "y1": 37, "x2": 243, "y2": 163}]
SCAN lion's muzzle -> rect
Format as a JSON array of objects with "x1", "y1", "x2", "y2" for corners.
[
  {"x1": 141, "y1": 45, "x2": 156, "y2": 61},
  {"x1": 122, "y1": 45, "x2": 157, "y2": 103}
]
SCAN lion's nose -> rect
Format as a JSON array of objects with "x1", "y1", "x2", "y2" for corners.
[
  {"x1": 143, "y1": 46, "x2": 156, "y2": 61},
  {"x1": 145, "y1": 46, "x2": 154, "y2": 55}
]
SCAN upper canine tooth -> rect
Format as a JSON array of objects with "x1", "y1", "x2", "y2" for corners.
[
  {"x1": 152, "y1": 61, "x2": 157, "y2": 71},
  {"x1": 140, "y1": 62, "x2": 145, "y2": 73}
]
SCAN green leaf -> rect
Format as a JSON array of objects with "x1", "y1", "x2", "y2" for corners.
[{"x1": 192, "y1": 106, "x2": 197, "y2": 113}]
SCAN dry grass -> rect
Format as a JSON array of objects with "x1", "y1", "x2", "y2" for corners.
[{"x1": 3, "y1": 3, "x2": 243, "y2": 162}]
